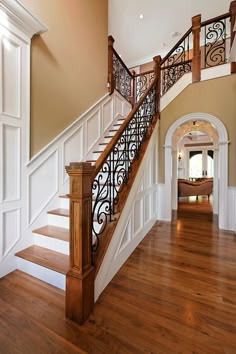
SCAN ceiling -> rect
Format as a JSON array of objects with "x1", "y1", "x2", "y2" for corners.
[{"x1": 109, "y1": 0, "x2": 231, "y2": 67}]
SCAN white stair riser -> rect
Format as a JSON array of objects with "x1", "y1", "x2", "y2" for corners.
[
  {"x1": 16, "y1": 257, "x2": 66, "y2": 290},
  {"x1": 60, "y1": 198, "x2": 69, "y2": 209},
  {"x1": 48, "y1": 213, "x2": 69, "y2": 229},
  {"x1": 34, "y1": 234, "x2": 69, "y2": 255}
]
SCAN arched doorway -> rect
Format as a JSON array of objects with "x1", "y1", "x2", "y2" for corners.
[{"x1": 164, "y1": 113, "x2": 228, "y2": 230}]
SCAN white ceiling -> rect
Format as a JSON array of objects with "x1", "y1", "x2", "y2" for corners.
[{"x1": 109, "y1": 0, "x2": 231, "y2": 67}]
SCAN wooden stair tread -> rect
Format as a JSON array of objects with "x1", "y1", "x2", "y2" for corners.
[
  {"x1": 47, "y1": 208, "x2": 69, "y2": 217},
  {"x1": 33, "y1": 225, "x2": 69, "y2": 242},
  {"x1": 16, "y1": 245, "x2": 69, "y2": 275}
]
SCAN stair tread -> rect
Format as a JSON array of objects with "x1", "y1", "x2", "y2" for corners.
[
  {"x1": 47, "y1": 208, "x2": 69, "y2": 217},
  {"x1": 33, "y1": 225, "x2": 69, "y2": 242},
  {"x1": 16, "y1": 245, "x2": 69, "y2": 275}
]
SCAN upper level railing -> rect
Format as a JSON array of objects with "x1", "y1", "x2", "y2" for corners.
[
  {"x1": 107, "y1": 1, "x2": 236, "y2": 100},
  {"x1": 201, "y1": 13, "x2": 230, "y2": 69},
  {"x1": 161, "y1": 28, "x2": 192, "y2": 94}
]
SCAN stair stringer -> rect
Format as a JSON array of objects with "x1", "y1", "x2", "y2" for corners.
[{"x1": 95, "y1": 122, "x2": 159, "y2": 300}]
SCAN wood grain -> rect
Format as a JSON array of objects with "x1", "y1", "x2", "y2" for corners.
[
  {"x1": 3, "y1": 202, "x2": 236, "y2": 353},
  {"x1": 33, "y1": 225, "x2": 69, "y2": 242},
  {"x1": 16, "y1": 245, "x2": 69, "y2": 274}
]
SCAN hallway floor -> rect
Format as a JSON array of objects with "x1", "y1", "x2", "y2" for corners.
[{"x1": 0, "y1": 201, "x2": 236, "y2": 353}]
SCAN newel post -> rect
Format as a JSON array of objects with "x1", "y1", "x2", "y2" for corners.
[
  {"x1": 192, "y1": 14, "x2": 201, "y2": 82},
  {"x1": 230, "y1": 0, "x2": 236, "y2": 73},
  {"x1": 65, "y1": 162, "x2": 95, "y2": 324},
  {"x1": 153, "y1": 55, "x2": 161, "y2": 117},
  {"x1": 108, "y1": 35, "x2": 115, "y2": 94}
]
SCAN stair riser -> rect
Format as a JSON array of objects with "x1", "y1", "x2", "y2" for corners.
[
  {"x1": 34, "y1": 234, "x2": 69, "y2": 255},
  {"x1": 60, "y1": 198, "x2": 69, "y2": 209},
  {"x1": 48, "y1": 214, "x2": 69, "y2": 229},
  {"x1": 16, "y1": 257, "x2": 66, "y2": 290}
]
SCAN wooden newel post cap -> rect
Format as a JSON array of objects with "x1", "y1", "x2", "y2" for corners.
[
  {"x1": 192, "y1": 14, "x2": 201, "y2": 26},
  {"x1": 230, "y1": 1, "x2": 236, "y2": 15},
  {"x1": 108, "y1": 35, "x2": 115, "y2": 46},
  {"x1": 153, "y1": 55, "x2": 161, "y2": 77},
  {"x1": 65, "y1": 162, "x2": 95, "y2": 175}
]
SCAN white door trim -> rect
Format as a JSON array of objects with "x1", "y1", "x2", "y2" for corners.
[{"x1": 164, "y1": 112, "x2": 229, "y2": 230}]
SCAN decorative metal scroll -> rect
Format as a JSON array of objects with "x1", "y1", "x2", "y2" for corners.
[
  {"x1": 161, "y1": 62, "x2": 192, "y2": 95},
  {"x1": 134, "y1": 71, "x2": 155, "y2": 102},
  {"x1": 113, "y1": 51, "x2": 133, "y2": 102},
  {"x1": 203, "y1": 18, "x2": 229, "y2": 68},
  {"x1": 161, "y1": 31, "x2": 192, "y2": 94},
  {"x1": 92, "y1": 85, "x2": 157, "y2": 251}
]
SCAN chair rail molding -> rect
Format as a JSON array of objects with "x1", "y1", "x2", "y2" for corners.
[{"x1": 163, "y1": 112, "x2": 229, "y2": 230}]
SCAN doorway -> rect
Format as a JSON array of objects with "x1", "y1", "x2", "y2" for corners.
[{"x1": 164, "y1": 113, "x2": 229, "y2": 230}]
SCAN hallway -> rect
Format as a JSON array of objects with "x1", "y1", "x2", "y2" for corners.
[{"x1": 0, "y1": 209, "x2": 236, "y2": 353}]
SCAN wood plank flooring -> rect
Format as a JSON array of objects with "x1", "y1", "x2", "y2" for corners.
[{"x1": 1, "y1": 200, "x2": 236, "y2": 353}]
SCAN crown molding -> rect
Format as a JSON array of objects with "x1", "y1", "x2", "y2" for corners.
[{"x1": 0, "y1": 0, "x2": 48, "y2": 38}]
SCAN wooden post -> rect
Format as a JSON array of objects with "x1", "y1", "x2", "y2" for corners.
[
  {"x1": 192, "y1": 14, "x2": 201, "y2": 82},
  {"x1": 130, "y1": 69, "x2": 136, "y2": 105},
  {"x1": 230, "y1": 0, "x2": 236, "y2": 73},
  {"x1": 65, "y1": 162, "x2": 95, "y2": 324},
  {"x1": 108, "y1": 35, "x2": 115, "y2": 94},
  {"x1": 153, "y1": 55, "x2": 161, "y2": 117}
]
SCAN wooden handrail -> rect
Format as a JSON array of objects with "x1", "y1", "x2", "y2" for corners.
[
  {"x1": 93, "y1": 78, "x2": 157, "y2": 178},
  {"x1": 201, "y1": 12, "x2": 230, "y2": 27},
  {"x1": 134, "y1": 69, "x2": 154, "y2": 77},
  {"x1": 161, "y1": 28, "x2": 192, "y2": 65},
  {"x1": 160, "y1": 59, "x2": 192, "y2": 71}
]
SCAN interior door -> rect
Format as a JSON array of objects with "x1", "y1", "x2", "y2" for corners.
[{"x1": 188, "y1": 149, "x2": 214, "y2": 179}]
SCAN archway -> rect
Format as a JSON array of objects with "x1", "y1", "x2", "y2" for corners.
[{"x1": 164, "y1": 113, "x2": 228, "y2": 230}]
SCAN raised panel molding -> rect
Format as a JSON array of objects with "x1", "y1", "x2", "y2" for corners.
[
  {"x1": 2, "y1": 208, "x2": 20, "y2": 259},
  {"x1": 1, "y1": 36, "x2": 21, "y2": 118},
  {"x1": 27, "y1": 149, "x2": 59, "y2": 225},
  {"x1": 62, "y1": 126, "x2": 83, "y2": 183},
  {"x1": 2, "y1": 123, "x2": 20, "y2": 202},
  {"x1": 102, "y1": 99, "x2": 113, "y2": 132},
  {"x1": 86, "y1": 110, "x2": 101, "y2": 152}
]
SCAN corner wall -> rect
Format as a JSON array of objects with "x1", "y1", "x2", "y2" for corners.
[{"x1": 22, "y1": 0, "x2": 108, "y2": 156}]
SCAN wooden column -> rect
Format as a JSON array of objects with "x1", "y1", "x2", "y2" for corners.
[
  {"x1": 108, "y1": 35, "x2": 115, "y2": 94},
  {"x1": 230, "y1": 0, "x2": 236, "y2": 73},
  {"x1": 153, "y1": 55, "x2": 161, "y2": 118},
  {"x1": 192, "y1": 14, "x2": 201, "y2": 82},
  {"x1": 130, "y1": 69, "x2": 136, "y2": 106},
  {"x1": 65, "y1": 162, "x2": 95, "y2": 324}
]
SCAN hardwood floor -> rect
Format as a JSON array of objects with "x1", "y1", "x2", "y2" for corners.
[{"x1": 1, "y1": 205, "x2": 236, "y2": 353}]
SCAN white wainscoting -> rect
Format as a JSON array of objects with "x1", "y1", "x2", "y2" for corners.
[
  {"x1": 227, "y1": 187, "x2": 236, "y2": 232},
  {"x1": 0, "y1": 0, "x2": 47, "y2": 277},
  {"x1": 95, "y1": 122, "x2": 159, "y2": 300}
]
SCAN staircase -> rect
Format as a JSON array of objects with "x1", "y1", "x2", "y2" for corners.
[
  {"x1": 16, "y1": 114, "x2": 127, "y2": 290},
  {"x1": 11, "y1": 1, "x2": 236, "y2": 325}
]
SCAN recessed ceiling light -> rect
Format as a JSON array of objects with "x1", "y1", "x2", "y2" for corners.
[{"x1": 139, "y1": 14, "x2": 144, "y2": 19}]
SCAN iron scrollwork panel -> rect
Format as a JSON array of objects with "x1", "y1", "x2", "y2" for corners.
[
  {"x1": 135, "y1": 72, "x2": 155, "y2": 102},
  {"x1": 203, "y1": 19, "x2": 228, "y2": 68},
  {"x1": 113, "y1": 53, "x2": 132, "y2": 102},
  {"x1": 92, "y1": 85, "x2": 156, "y2": 252},
  {"x1": 161, "y1": 62, "x2": 192, "y2": 95}
]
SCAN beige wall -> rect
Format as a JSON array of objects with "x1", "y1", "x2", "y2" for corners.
[
  {"x1": 159, "y1": 74, "x2": 236, "y2": 187},
  {"x1": 22, "y1": 0, "x2": 108, "y2": 156}
]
